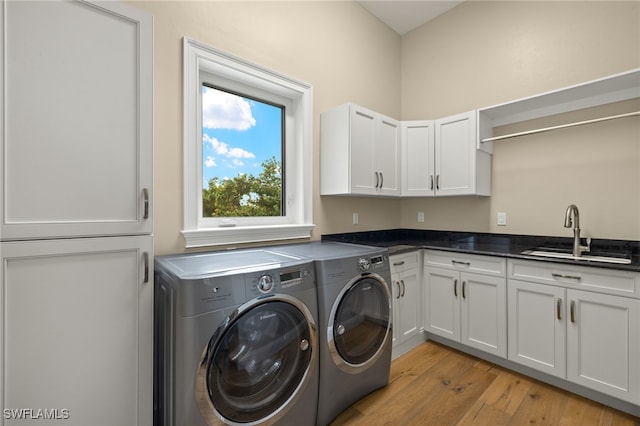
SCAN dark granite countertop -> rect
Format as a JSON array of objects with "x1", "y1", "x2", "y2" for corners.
[{"x1": 321, "y1": 229, "x2": 640, "y2": 272}]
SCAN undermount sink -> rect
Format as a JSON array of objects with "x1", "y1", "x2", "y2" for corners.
[{"x1": 522, "y1": 247, "x2": 632, "y2": 264}]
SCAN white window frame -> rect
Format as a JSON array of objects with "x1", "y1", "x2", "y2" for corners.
[{"x1": 182, "y1": 37, "x2": 314, "y2": 248}]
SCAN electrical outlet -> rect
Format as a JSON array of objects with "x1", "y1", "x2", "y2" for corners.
[
  {"x1": 353, "y1": 212, "x2": 359, "y2": 225},
  {"x1": 418, "y1": 212, "x2": 425, "y2": 223},
  {"x1": 497, "y1": 212, "x2": 507, "y2": 226}
]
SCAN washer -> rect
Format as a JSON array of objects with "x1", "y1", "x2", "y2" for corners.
[
  {"x1": 154, "y1": 248, "x2": 319, "y2": 426},
  {"x1": 271, "y1": 242, "x2": 393, "y2": 426}
]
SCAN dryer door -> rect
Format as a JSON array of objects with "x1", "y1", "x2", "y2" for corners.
[
  {"x1": 196, "y1": 295, "x2": 317, "y2": 425},
  {"x1": 329, "y1": 273, "x2": 392, "y2": 373}
]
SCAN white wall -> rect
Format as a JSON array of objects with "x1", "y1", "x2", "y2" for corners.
[
  {"x1": 129, "y1": 0, "x2": 640, "y2": 254},
  {"x1": 400, "y1": 0, "x2": 640, "y2": 240},
  {"x1": 128, "y1": 1, "x2": 402, "y2": 254}
]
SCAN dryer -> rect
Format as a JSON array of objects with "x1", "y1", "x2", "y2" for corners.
[
  {"x1": 154, "y1": 248, "x2": 319, "y2": 426},
  {"x1": 271, "y1": 242, "x2": 393, "y2": 426}
]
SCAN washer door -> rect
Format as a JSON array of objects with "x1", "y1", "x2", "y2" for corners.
[
  {"x1": 329, "y1": 273, "x2": 392, "y2": 374},
  {"x1": 196, "y1": 295, "x2": 317, "y2": 426}
]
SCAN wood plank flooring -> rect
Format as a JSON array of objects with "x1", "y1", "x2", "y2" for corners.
[{"x1": 330, "y1": 341, "x2": 640, "y2": 426}]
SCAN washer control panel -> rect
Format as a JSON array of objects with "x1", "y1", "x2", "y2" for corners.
[
  {"x1": 247, "y1": 261, "x2": 315, "y2": 296},
  {"x1": 257, "y1": 274, "x2": 274, "y2": 293}
]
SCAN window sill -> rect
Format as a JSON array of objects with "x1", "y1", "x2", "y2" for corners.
[{"x1": 181, "y1": 224, "x2": 315, "y2": 248}]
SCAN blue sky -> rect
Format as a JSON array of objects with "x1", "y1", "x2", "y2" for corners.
[{"x1": 202, "y1": 86, "x2": 282, "y2": 187}]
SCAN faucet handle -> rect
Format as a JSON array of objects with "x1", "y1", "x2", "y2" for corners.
[{"x1": 585, "y1": 237, "x2": 592, "y2": 252}]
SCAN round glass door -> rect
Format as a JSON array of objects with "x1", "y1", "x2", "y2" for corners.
[
  {"x1": 333, "y1": 276, "x2": 391, "y2": 366},
  {"x1": 203, "y1": 300, "x2": 313, "y2": 423}
]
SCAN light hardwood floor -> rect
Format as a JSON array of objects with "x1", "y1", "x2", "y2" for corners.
[{"x1": 331, "y1": 341, "x2": 640, "y2": 425}]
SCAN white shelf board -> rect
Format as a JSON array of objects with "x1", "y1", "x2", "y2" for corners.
[{"x1": 479, "y1": 68, "x2": 640, "y2": 128}]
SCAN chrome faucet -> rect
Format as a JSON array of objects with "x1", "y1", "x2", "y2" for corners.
[{"x1": 564, "y1": 204, "x2": 590, "y2": 257}]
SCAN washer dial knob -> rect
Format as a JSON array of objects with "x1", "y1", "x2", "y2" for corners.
[
  {"x1": 257, "y1": 274, "x2": 274, "y2": 293},
  {"x1": 358, "y1": 257, "x2": 370, "y2": 271}
]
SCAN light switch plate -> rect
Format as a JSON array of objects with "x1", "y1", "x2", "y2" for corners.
[{"x1": 497, "y1": 212, "x2": 507, "y2": 226}]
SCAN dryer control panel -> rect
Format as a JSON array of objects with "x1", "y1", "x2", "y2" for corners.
[{"x1": 358, "y1": 254, "x2": 387, "y2": 271}]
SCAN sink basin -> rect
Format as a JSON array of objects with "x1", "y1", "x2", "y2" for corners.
[{"x1": 522, "y1": 248, "x2": 632, "y2": 264}]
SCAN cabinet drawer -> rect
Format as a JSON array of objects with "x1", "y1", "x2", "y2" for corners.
[
  {"x1": 390, "y1": 250, "x2": 421, "y2": 273},
  {"x1": 424, "y1": 250, "x2": 505, "y2": 277},
  {"x1": 508, "y1": 259, "x2": 640, "y2": 298}
]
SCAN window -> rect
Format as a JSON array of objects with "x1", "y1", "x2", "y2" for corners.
[
  {"x1": 201, "y1": 85, "x2": 284, "y2": 219},
  {"x1": 183, "y1": 38, "x2": 313, "y2": 248}
]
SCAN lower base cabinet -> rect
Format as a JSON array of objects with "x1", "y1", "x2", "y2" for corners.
[
  {"x1": 508, "y1": 279, "x2": 566, "y2": 377},
  {"x1": 508, "y1": 261, "x2": 640, "y2": 405},
  {"x1": 390, "y1": 251, "x2": 422, "y2": 351},
  {"x1": 424, "y1": 251, "x2": 507, "y2": 358},
  {"x1": 1, "y1": 236, "x2": 153, "y2": 426},
  {"x1": 568, "y1": 289, "x2": 639, "y2": 402}
]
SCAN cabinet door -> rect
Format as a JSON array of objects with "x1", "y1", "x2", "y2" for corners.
[
  {"x1": 390, "y1": 252, "x2": 421, "y2": 346},
  {"x1": 460, "y1": 273, "x2": 506, "y2": 357},
  {"x1": 350, "y1": 106, "x2": 378, "y2": 194},
  {"x1": 567, "y1": 289, "x2": 640, "y2": 404},
  {"x1": 391, "y1": 269, "x2": 400, "y2": 347},
  {"x1": 1, "y1": 236, "x2": 153, "y2": 426},
  {"x1": 424, "y1": 267, "x2": 460, "y2": 341},
  {"x1": 1, "y1": 1, "x2": 152, "y2": 240},
  {"x1": 396, "y1": 268, "x2": 421, "y2": 343},
  {"x1": 434, "y1": 111, "x2": 476, "y2": 196},
  {"x1": 377, "y1": 116, "x2": 400, "y2": 195},
  {"x1": 507, "y1": 279, "x2": 566, "y2": 378},
  {"x1": 402, "y1": 121, "x2": 435, "y2": 196}
]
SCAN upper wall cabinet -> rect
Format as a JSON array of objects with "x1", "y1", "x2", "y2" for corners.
[
  {"x1": 401, "y1": 112, "x2": 491, "y2": 197},
  {"x1": 401, "y1": 120, "x2": 434, "y2": 196},
  {"x1": 435, "y1": 111, "x2": 490, "y2": 197},
  {"x1": 0, "y1": 0, "x2": 153, "y2": 240},
  {"x1": 321, "y1": 103, "x2": 400, "y2": 196}
]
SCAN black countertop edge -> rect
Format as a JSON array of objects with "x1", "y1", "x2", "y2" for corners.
[{"x1": 321, "y1": 229, "x2": 640, "y2": 272}]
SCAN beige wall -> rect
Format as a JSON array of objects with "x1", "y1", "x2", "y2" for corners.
[
  {"x1": 128, "y1": 1, "x2": 402, "y2": 254},
  {"x1": 130, "y1": 0, "x2": 640, "y2": 254},
  {"x1": 400, "y1": 0, "x2": 640, "y2": 240}
]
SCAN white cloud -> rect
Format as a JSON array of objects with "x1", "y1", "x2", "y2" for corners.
[
  {"x1": 204, "y1": 156, "x2": 216, "y2": 167},
  {"x1": 202, "y1": 88, "x2": 256, "y2": 130},
  {"x1": 203, "y1": 134, "x2": 255, "y2": 160}
]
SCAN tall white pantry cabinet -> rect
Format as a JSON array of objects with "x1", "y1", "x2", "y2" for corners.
[{"x1": 0, "y1": 1, "x2": 153, "y2": 425}]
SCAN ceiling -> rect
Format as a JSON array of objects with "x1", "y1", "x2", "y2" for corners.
[{"x1": 358, "y1": 1, "x2": 464, "y2": 35}]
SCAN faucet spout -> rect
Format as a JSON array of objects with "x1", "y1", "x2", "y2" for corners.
[
  {"x1": 563, "y1": 204, "x2": 589, "y2": 257},
  {"x1": 564, "y1": 204, "x2": 579, "y2": 229}
]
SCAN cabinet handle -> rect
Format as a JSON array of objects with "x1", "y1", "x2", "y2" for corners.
[
  {"x1": 143, "y1": 188, "x2": 149, "y2": 220},
  {"x1": 143, "y1": 252, "x2": 149, "y2": 283},
  {"x1": 452, "y1": 260, "x2": 470, "y2": 267},
  {"x1": 552, "y1": 272, "x2": 581, "y2": 281},
  {"x1": 379, "y1": 172, "x2": 384, "y2": 189},
  {"x1": 430, "y1": 175, "x2": 434, "y2": 190},
  {"x1": 556, "y1": 298, "x2": 562, "y2": 320},
  {"x1": 374, "y1": 172, "x2": 380, "y2": 189},
  {"x1": 396, "y1": 282, "x2": 401, "y2": 299},
  {"x1": 570, "y1": 300, "x2": 576, "y2": 323},
  {"x1": 400, "y1": 280, "x2": 406, "y2": 297},
  {"x1": 436, "y1": 174, "x2": 440, "y2": 190},
  {"x1": 393, "y1": 261, "x2": 405, "y2": 266},
  {"x1": 454, "y1": 279, "x2": 458, "y2": 297},
  {"x1": 462, "y1": 281, "x2": 466, "y2": 299}
]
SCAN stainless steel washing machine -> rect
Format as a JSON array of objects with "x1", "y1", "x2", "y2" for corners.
[
  {"x1": 154, "y1": 248, "x2": 319, "y2": 426},
  {"x1": 271, "y1": 242, "x2": 393, "y2": 426}
]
